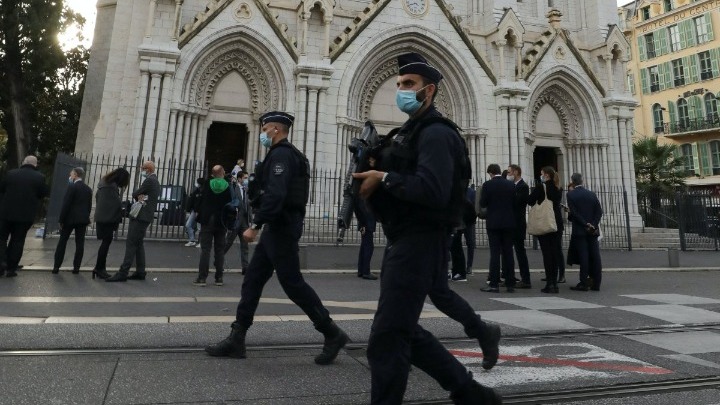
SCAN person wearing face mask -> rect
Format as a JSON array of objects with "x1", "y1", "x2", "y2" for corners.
[
  {"x1": 223, "y1": 171, "x2": 251, "y2": 275},
  {"x1": 352, "y1": 53, "x2": 502, "y2": 405},
  {"x1": 184, "y1": 178, "x2": 205, "y2": 247},
  {"x1": 106, "y1": 161, "x2": 160, "y2": 282},
  {"x1": 52, "y1": 167, "x2": 92, "y2": 275},
  {"x1": 527, "y1": 166, "x2": 564, "y2": 293},
  {"x1": 507, "y1": 164, "x2": 531, "y2": 288},
  {"x1": 206, "y1": 111, "x2": 349, "y2": 367}
]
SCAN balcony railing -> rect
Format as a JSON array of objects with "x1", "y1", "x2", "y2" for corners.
[{"x1": 664, "y1": 114, "x2": 720, "y2": 135}]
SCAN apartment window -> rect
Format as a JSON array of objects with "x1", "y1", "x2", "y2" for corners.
[
  {"x1": 668, "y1": 25, "x2": 681, "y2": 51},
  {"x1": 664, "y1": 0, "x2": 673, "y2": 12},
  {"x1": 678, "y1": 98, "x2": 690, "y2": 128},
  {"x1": 699, "y1": 51, "x2": 714, "y2": 80},
  {"x1": 645, "y1": 33, "x2": 656, "y2": 58},
  {"x1": 649, "y1": 66, "x2": 661, "y2": 92},
  {"x1": 694, "y1": 16, "x2": 710, "y2": 44},
  {"x1": 710, "y1": 141, "x2": 720, "y2": 175},
  {"x1": 681, "y1": 144, "x2": 696, "y2": 175},
  {"x1": 672, "y1": 59, "x2": 685, "y2": 86},
  {"x1": 652, "y1": 104, "x2": 665, "y2": 133},
  {"x1": 705, "y1": 93, "x2": 719, "y2": 122},
  {"x1": 641, "y1": 6, "x2": 651, "y2": 21}
]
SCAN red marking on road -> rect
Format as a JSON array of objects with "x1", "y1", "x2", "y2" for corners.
[{"x1": 449, "y1": 350, "x2": 672, "y2": 375}]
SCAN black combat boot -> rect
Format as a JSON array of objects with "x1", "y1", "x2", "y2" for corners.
[
  {"x1": 314, "y1": 321, "x2": 349, "y2": 365},
  {"x1": 205, "y1": 322, "x2": 247, "y2": 358},
  {"x1": 479, "y1": 323, "x2": 501, "y2": 370},
  {"x1": 450, "y1": 377, "x2": 503, "y2": 405}
]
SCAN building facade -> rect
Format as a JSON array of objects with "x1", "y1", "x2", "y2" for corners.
[
  {"x1": 77, "y1": 0, "x2": 642, "y2": 223},
  {"x1": 621, "y1": 0, "x2": 720, "y2": 190}
]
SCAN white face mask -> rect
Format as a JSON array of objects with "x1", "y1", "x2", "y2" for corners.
[{"x1": 506, "y1": 175, "x2": 515, "y2": 182}]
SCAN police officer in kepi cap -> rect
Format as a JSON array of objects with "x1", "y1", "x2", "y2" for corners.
[
  {"x1": 353, "y1": 53, "x2": 502, "y2": 404},
  {"x1": 205, "y1": 111, "x2": 349, "y2": 365}
]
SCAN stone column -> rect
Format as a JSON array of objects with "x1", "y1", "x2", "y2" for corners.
[
  {"x1": 141, "y1": 73, "x2": 162, "y2": 158},
  {"x1": 305, "y1": 88, "x2": 319, "y2": 167},
  {"x1": 601, "y1": 145, "x2": 611, "y2": 190},
  {"x1": 564, "y1": 144, "x2": 572, "y2": 188},
  {"x1": 323, "y1": 18, "x2": 331, "y2": 58},
  {"x1": 591, "y1": 145, "x2": 600, "y2": 189},
  {"x1": 145, "y1": 0, "x2": 158, "y2": 38},
  {"x1": 604, "y1": 54, "x2": 614, "y2": 93},
  {"x1": 195, "y1": 116, "x2": 207, "y2": 162},
  {"x1": 496, "y1": 40, "x2": 507, "y2": 82},
  {"x1": 154, "y1": 73, "x2": 173, "y2": 159},
  {"x1": 515, "y1": 44, "x2": 523, "y2": 81},
  {"x1": 582, "y1": 145, "x2": 591, "y2": 187},
  {"x1": 294, "y1": 86, "x2": 307, "y2": 151},
  {"x1": 509, "y1": 108, "x2": 518, "y2": 165},
  {"x1": 175, "y1": 112, "x2": 187, "y2": 162},
  {"x1": 608, "y1": 118, "x2": 622, "y2": 190},
  {"x1": 479, "y1": 135, "x2": 487, "y2": 184},
  {"x1": 172, "y1": 0, "x2": 183, "y2": 40},
  {"x1": 518, "y1": 110, "x2": 528, "y2": 172},
  {"x1": 622, "y1": 119, "x2": 638, "y2": 213},
  {"x1": 300, "y1": 13, "x2": 309, "y2": 55},
  {"x1": 131, "y1": 71, "x2": 150, "y2": 159},
  {"x1": 187, "y1": 114, "x2": 198, "y2": 162},
  {"x1": 161, "y1": 110, "x2": 178, "y2": 165},
  {"x1": 499, "y1": 107, "x2": 509, "y2": 166}
]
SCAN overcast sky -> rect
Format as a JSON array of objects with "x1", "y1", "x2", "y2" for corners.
[{"x1": 60, "y1": 1, "x2": 632, "y2": 50}]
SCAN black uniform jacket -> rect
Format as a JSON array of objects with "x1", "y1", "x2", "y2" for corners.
[
  {"x1": 0, "y1": 164, "x2": 48, "y2": 223},
  {"x1": 60, "y1": 180, "x2": 93, "y2": 226},
  {"x1": 479, "y1": 176, "x2": 516, "y2": 230},
  {"x1": 252, "y1": 138, "x2": 304, "y2": 227},
  {"x1": 513, "y1": 179, "x2": 530, "y2": 228}
]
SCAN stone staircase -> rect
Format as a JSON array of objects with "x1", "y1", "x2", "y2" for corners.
[{"x1": 631, "y1": 227, "x2": 681, "y2": 249}]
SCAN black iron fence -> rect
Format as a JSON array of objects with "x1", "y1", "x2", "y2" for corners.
[
  {"x1": 41, "y1": 154, "x2": 636, "y2": 249},
  {"x1": 639, "y1": 190, "x2": 720, "y2": 250}
]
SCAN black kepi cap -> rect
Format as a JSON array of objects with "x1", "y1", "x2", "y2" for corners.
[
  {"x1": 259, "y1": 111, "x2": 294, "y2": 127},
  {"x1": 397, "y1": 52, "x2": 443, "y2": 84}
]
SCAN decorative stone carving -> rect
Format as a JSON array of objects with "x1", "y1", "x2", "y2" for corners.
[
  {"x1": 530, "y1": 85, "x2": 585, "y2": 140},
  {"x1": 234, "y1": 3, "x2": 252, "y2": 21},
  {"x1": 554, "y1": 46, "x2": 566, "y2": 60}
]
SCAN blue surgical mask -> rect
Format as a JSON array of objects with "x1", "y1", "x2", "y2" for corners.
[
  {"x1": 141, "y1": 170, "x2": 148, "y2": 178},
  {"x1": 540, "y1": 176, "x2": 547, "y2": 183},
  {"x1": 68, "y1": 177, "x2": 73, "y2": 184},
  {"x1": 395, "y1": 85, "x2": 429, "y2": 114},
  {"x1": 242, "y1": 179, "x2": 249, "y2": 187},
  {"x1": 260, "y1": 132, "x2": 272, "y2": 148}
]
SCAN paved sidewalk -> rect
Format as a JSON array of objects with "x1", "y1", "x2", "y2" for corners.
[{"x1": 17, "y1": 232, "x2": 720, "y2": 273}]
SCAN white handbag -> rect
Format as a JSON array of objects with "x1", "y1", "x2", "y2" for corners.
[
  {"x1": 128, "y1": 201, "x2": 145, "y2": 219},
  {"x1": 527, "y1": 184, "x2": 558, "y2": 236}
]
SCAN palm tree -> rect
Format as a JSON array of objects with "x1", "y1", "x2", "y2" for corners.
[{"x1": 633, "y1": 137, "x2": 686, "y2": 196}]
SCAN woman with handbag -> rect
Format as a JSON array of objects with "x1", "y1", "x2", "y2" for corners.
[
  {"x1": 527, "y1": 166, "x2": 564, "y2": 293},
  {"x1": 92, "y1": 167, "x2": 130, "y2": 279}
]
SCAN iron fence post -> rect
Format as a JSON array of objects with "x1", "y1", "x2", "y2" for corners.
[
  {"x1": 676, "y1": 193, "x2": 687, "y2": 251},
  {"x1": 623, "y1": 189, "x2": 632, "y2": 251}
]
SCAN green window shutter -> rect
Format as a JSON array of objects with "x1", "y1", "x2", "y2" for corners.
[
  {"x1": 711, "y1": 48, "x2": 720, "y2": 77},
  {"x1": 687, "y1": 55, "x2": 699, "y2": 83},
  {"x1": 657, "y1": 29, "x2": 669, "y2": 55},
  {"x1": 679, "y1": 21, "x2": 689, "y2": 49},
  {"x1": 698, "y1": 142, "x2": 712, "y2": 176},
  {"x1": 669, "y1": 100, "x2": 678, "y2": 123},
  {"x1": 638, "y1": 37, "x2": 647, "y2": 61},
  {"x1": 705, "y1": 14, "x2": 714, "y2": 41},
  {"x1": 691, "y1": 143, "x2": 701, "y2": 173},
  {"x1": 664, "y1": 61, "x2": 674, "y2": 89},
  {"x1": 686, "y1": 20, "x2": 698, "y2": 47},
  {"x1": 640, "y1": 69, "x2": 650, "y2": 94},
  {"x1": 688, "y1": 95, "x2": 702, "y2": 120}
]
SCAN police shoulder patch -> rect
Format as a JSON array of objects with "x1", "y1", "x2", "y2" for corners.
[{"x1": 273, "y1": 163, "x2": 286, "y2": 175}]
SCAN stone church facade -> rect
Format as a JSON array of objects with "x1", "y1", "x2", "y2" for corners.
[{"x1": 76, "y1": 0, "x2": 642, "y2": 225}]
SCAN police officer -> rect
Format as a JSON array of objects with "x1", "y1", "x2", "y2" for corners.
[
  {"x1": 205, "y1": 111, "x2": 349, "y2": 365},
  {"x1": 353, "y1": 53, "x2": 502, "y2": 404}
]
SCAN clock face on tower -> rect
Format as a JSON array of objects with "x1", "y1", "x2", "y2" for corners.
[{"x1": 403, "y1": 0, "x2": 429, "y2": 17}]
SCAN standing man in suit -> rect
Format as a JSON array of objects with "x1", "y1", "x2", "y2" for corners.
[
  {"x1": 223, "y1": 172, "x2": 251, "y2": 275},
  {"x1": 195, "y1": 165, "x2": 232, "y2": 286},
  {"x1": 52, "y1": 167, "x2": 92, "y2": 274},
  {"x1": 106, "y1": 161, "x2": 160, "y2": 282},
  {"x1": 480, "y1": 163, "x2": 517, "y2": 293},
  {"x1": 507, "y1": 164, "x2": 531, "y2": 288},
  {"x1": 463, "y1": 185, "x2": 476, "y2": 274},
  {"x1": 567, "y1": 173, "x2": 603, "y2": 291},
  {"x1": 0, "y1": 156, "x2": 48, "y2": 278}
]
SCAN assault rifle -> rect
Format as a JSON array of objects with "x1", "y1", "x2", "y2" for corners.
[{"x1": 336, "y1": 121, "x2": 380, "y2": 245}]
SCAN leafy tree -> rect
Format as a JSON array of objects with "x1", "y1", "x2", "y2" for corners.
[
  {"x1": 0, "y1": 0, "x2": 85, "y2": 170},
  {"x1": 633, "y1": 136, "x2": 686, "y2": 196}
]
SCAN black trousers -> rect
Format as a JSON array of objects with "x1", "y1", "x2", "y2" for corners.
[
  {"x1": 572, "y1": 234, "x2": 602, "y2": 288},
  {"x1": 94, "y1": 222, "x2": 116, "y2": 270},
  {"x1": 556, "y1": 230, "x2": 566, "y2": 279},
  {"x1": 199, "y1": 222, "x2": 226, "y2": 280},
  {"x1": 487, "y1": 228, "x2": 515, "y2": 287},
  {"x1": 513, "y1": 225, "x2": 530, "y2": 283},
  {"x1": 462, "y1": 224, "x2": 475, "y2": 269},
  {"x1": 358, "y1": 229, "x2": 374, "y2": 276},
  {"x1": 235, "y1": 221, "x2": 331, "y2": 331},
  {"x1": 368, "y1": 231, "x2": 472, "y2": 404},
  {"x1": 53, "y1": 224, "x2": 87, "y2": 270},
  {"x1": 0, "y1": 220, "x2": 33, "y2": 271},
  {"x1": 450, "y1": 230, "x2": 466, "y2": 277},
  {"x1": 118, "y1": 219, "x2": 150, "y2": 275},
  {"x1": 538, "y1": 231, "x2": 562, "y2": 285}
]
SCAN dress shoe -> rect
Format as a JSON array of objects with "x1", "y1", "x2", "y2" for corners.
[
  {"x1": 558, "y1": 277, "x2": 566, "y2": 284},
  {"x1": 569, "y1": 283, "x2": 589, "y2": 291},
  {"x1": 315, "y1": 321, "x2": 349, "y2": 365},
  {"x1": 72, "y1": 269, "x2": 80, "y2": 274},
  {"x1": 451, "y1": 274, "x2": 467, "y2": 282},
  {"x1": 127, "y1": 272, "x2": 146, "y2": 280},
  {"x1": 515, "y1": 281, "x2": 532, "y2": 289},
  {"x1": 450, "y1": 379, "x2": 502, "y2": 405},
  {"x1": 481, "y1": 286, "x2": 500, "y2": 293},
  {"x1": 51, "y1": 268, "x2": 60, "y2": 274},
  {"x1": 479, "y1": 323, "x2": 501, "y2": 370},
  {"x1": 541, "y1": 284, "x2": 559, "y2": 294},
  {"x1": 105, "y1": 273, "x2": 128, "y2": 282},
  {"x1": 361, "y1": 273, "x2": 378, "y2": 280}
]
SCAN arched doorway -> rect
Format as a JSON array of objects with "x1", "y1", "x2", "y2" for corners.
[{"x1": 205, "y1": 122, "x2": 248, "y2": 172}]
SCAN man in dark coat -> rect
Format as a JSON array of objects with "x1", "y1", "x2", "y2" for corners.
[
  {"x1": 195, "y1": 165, "x2": 232, "y2": 286},
  {"x1": 508, "y1": 164, "x2": 531, "y2": 288},
  {"x1": 567, "y1": 173, "x2": 604, "y2": 291},
  {"x1": 0, "y1": 156, "x2": 48, "y2": 277},
  {"x1": 106, "y1": 161, "x2": 161, "y2": 282},
  {"x1": 480, "y1": 163, "x2": 517, "y2": 293},
  {"x1": 53, "y1": 167, "x2": 93, "y2": 274}
]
